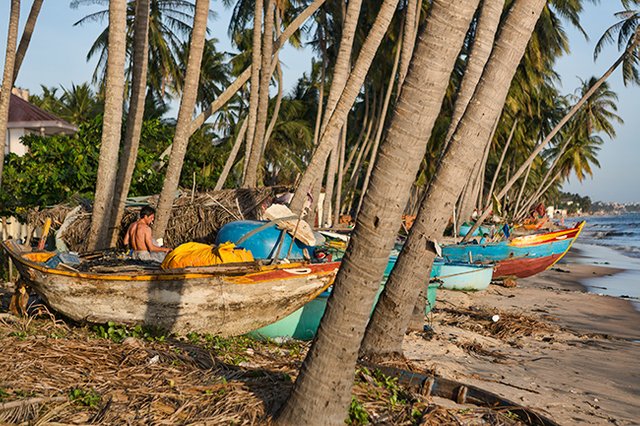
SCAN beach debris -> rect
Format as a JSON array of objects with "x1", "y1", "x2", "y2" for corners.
[{"x1": 492, "y1": 314, "x2": 500, "y2": 322}]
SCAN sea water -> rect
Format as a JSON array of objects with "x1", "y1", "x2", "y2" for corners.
[{"x1": 568, "y1": 213, "x2": 640, "y2": 310}]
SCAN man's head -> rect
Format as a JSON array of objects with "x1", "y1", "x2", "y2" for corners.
[{"x1": 140, "y1": 206, "x2": 156, "y2": 224}]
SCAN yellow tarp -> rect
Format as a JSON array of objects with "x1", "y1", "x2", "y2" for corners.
[{"x1": 161, "y1": 242, "x2": 254, "y2": 270}]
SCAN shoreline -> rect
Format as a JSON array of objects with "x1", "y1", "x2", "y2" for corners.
[{"x1": 402, "y1": 253, "x2": 640, "y2": 425}]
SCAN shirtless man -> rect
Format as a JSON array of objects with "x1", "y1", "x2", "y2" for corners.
[{"x1": 124, "y1": 206, "x2": 171, "y2": 262}]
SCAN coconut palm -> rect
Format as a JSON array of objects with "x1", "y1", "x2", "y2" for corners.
[
  {"x1": 71, "y1": 0, "x2": 210, "y2": 100},
  {"x1": 466, "y1": 1, "x2": 640, "y2": 238},
  {"x1": 12, "y1": 0, "x2": 44, "y2": 85},
  {"x1": 0, "y1": 0, "x2": 19, "y2": 188},
  {"x1": 275, "y1": 1, "x2": 480, "y2": 422},
  {"x1": 87, "y1": 0, "x2": 128, "y2": 251},
  {"x1": 153, "y1": 0, "x2": 211, "y2": 240},
  {"x1": 361, "y1": 0, "x2": 547, "y2": 359},
  {"x1": 108, "y1": 0, "x2": 151, "y2": 247}
]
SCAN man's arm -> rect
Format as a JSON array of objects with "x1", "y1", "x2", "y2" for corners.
[{"x1": 143, "y1": 226, "x2": 170, "y2": 253}]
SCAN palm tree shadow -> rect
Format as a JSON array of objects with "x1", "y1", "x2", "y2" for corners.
[{"x1": 143, "y1": 275, "x2": 186, "y2": 334}]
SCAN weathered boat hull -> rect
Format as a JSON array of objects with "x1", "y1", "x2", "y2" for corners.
[
  {"x1": 2, "y1": 240, "x2": 338, "y2": 336},
  {"x1": 385, "y1": 257, "x2": 493, "y2": 291},
  {"x1": 250, "y1": 282, "x2": 439, "y2": 341}
]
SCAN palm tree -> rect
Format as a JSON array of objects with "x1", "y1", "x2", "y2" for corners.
[
  {"x1": 12, "y1": 0, "x2": 44, "y2": 85},
  {"x1": 275, "y1": 1, "x2": 480, "y2": 423},
  {"x1": 87, "y1": 0, "x2": 128, "y2": 251},
  {"x1": 71, "y1": 0, "x2": 207, "y2": 100},
  {"x1": 153, "y1": 0, "x2": 211, "y2": 240},
  {"x1": 0, "y1": 0, "x2": 19, "y2": 188},
  {"x1": 361, "y1": 0, "x2": 547, "y2": 358},
  {"x1": 108, "y1": 0, "x2": 151, "y2": 247},
  {"x1": 466, "y1": 1, "x2": 640, "y2": 238}
]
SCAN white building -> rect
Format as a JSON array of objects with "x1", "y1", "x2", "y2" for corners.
[{"x1": 2, "y1": 88, "x2": 77, "y2": 242}]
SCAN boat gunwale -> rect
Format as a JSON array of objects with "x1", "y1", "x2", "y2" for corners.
[{"x1": 2, "y1": 240, "x2": 340, "y2": 283}]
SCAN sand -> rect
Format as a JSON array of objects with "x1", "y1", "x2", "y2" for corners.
[{"x1": 402, "y1": 253, "x2": 640, "y2": 425}]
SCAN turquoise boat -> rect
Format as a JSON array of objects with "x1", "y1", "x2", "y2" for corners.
[
  {"x1": 459, "y1": 222, "x2": 493, "y2": 237},
  {"x1": 385, "y1": 256, "x2": 493, "y2": 291},
  {"x1": 249, "y1": 280, "x2": 438, "y2": 341}
]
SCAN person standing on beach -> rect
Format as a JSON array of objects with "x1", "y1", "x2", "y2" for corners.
[{"x1": 124, "y1": 206, "x2": 171, "y2": 262}]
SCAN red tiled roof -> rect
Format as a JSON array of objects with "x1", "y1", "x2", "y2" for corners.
[{"x1": 7, "y1": 93, "x2": 77, "y2": 133}]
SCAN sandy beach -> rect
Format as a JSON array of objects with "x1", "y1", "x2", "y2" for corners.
[{"x1": 402, "y1": 250, "x2": 640, "y2": 425}]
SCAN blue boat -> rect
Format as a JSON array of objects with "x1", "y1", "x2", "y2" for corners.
[
  {"x1": 442, "y1": 222, "x2": 584, "y2": 278},
  {"x1": 215, "y1": 220, "x2": 317, "y2": 260}
]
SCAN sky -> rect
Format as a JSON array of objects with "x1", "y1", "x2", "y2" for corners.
[{"x1": 0, "y1": 1, "x2": 638, "y2": 203}]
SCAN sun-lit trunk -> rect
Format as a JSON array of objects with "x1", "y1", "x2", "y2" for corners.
[
  {"x1": 87, "y1": 0, "x2": 127, "y2": 250},
  {"x1": 361, "y1": 0, "x2": 546, "y2": 358},
  {"x1": 189, "y1": 0, "x2": 326, "y2": 136},
  {"x1": 276, "y1": 1, "x2": 477, "y2": 423},
  {"x1": 243, "y1": 0, "x2": 264, "y2": 181},
  {"x1": 397, "y1": 0, "x2": 419, "y2": 89},
  {"x1": 0, "y1": 0, "x2": 19, "y2": 188},
  {"x1": 333, "y1": 125, "x2": 346, "y2": 225},
  {"x1": 214, "y1": 119, "x2": 248, "y2": 191},
  {"x1": 244, "y1": 0, "x2": 275, "y2": 187},
  {"x1": 12, "y1": 0, "x2": 43, "y2": 85},
  {"x1": 486, "y1": 118, "x2": 517, "y2": 207},
  {"x1": 153, "y1": 0, "x2": 210, "y2": 239},
  {"x1": 444, "y1": 0, "x2": 505, "y2": 146},
  {"x1": 108, "y1": 0, "x2": 151, "y2": 247},
  {"x1": 356, "y1": 34, "x2": 402, "y2": 215}
]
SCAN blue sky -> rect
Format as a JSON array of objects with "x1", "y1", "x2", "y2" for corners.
[{"x1": 0, "y1": 1, "x2": 638, "y2": 203}]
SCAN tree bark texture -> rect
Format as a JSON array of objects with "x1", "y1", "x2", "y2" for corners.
[
  {"x1": 214, "y1": 119, "x2": 248, "y2": 191},
  {"x1": 444, "y1": 0, "x2": 505, "y2": 145},
  {"x1": 361, "y1": 0, "x2": 547, "y2": 357},
  {"x1": 108, "y1": 0, "x2": 151, "y2": 247},
  {"x1": 243, "y1": 0, "x2": 264, "y2": 181},
  {"x1": 356, "y1": 34, "x2": 402, "y2": 215},
  {"x1": 0, "y1": 0, "x2": 20, "y2": 187},
  {"x1": 12, "y1": 0, "x2": 43, "y2": 85},
  {"x1": 87, "y1": 0, "x2": 127, "y2": 251},
  {"x1": 275, "y1": 1, "x2": 477, "y2": 424},
  {"x1": 486, "y1": 117, "x2": 517, "y2": 208},
  {"x1": 244, "y1": 0, "x2": 275, "y2": 187},
  {"x1": 153, "y1": 0, "x2": 210, "y2": 239}
]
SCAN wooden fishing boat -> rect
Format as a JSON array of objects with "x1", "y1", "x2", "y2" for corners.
[
  {"x1": 441, "y1": 221, "x2": 584, "y2": 279},
  {"x1": 458, "y1": 223, "x2": 493, "y2": 237},
  {"x1": 2, "y1": 240, "x2": 339, "y2": 336}
]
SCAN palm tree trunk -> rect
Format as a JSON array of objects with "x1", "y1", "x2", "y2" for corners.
[
  {"x1": 243, "y1": 0, "x2": 264, "y2": 179},
  {"x1": 153, "y1": 0, "x2": 210, "y2": 240},
  {"x1": 287, "y1": 0, "x2": 401, "y2": 215},
  {"x1": 244, "y1": 0, "x2": 276, "y2": 187},
  {"x1": 214, "y1": 118, "x2": 248, "y2": 191},
  {"x1": 342, "y1": 88, "x2": 368, "y2": 175},
  {"x1": 513, "y1": 160, "x2": 533, "y2": 217},
  {"x1": 361, "y1": 0, "x2": 546, "y2": 358},
  {"x1": 107, "y1": 0, "x2": 151, "y2": 247},
  {"x1": 312, "y1": 23, "x2": 326, "y2": 147},
  {"x1": 357, "y1": 34, "x2": 402, "y2": 215},
  {"x1": 463, "y1": 49, "x2": 628, "y2": 241},
  {"x1": 12, "y1": 0, "x2": 43, "y2": 85},
  {"x1": 275, "y1": 1, "x2": 478, "y2": 423},
  {"x1": 87, "y1": 0, "x2": 127, "y2": 251},
  {"x1": 189, "y1": 0, "x2": 326, "y2": 135},
  {"x1": 264, "y1": 61, "x2": 283, "y2": 144},
  {"x1": 486, "y1": 118, "x2": 517, "y2": 207},
  {"x1": 333, "y1": 125, "x2": 346, "y2": 224},
  {"x1": 444, "y1": 0, "x2": 505, "y2": 145},
  {"x1": 0, "y1": 0, "x2": 19, "y2": 188},
  {"x1": 322, "y1": 139, "x2": 339, "y2": 226},
  {"x1": 397, "y1": 0, "x2": 419, "y2": 89},
  {"x1": 517, "y1": 135, "x2": 574, "y2": 219}
]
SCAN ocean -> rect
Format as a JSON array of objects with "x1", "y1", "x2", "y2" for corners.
[{"x1": 567, "y1": 213, "x2": 640, "y2": 310}]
